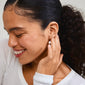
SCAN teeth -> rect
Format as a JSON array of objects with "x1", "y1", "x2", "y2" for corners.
[{"x1": 14, "y1": 50, "x2": 24, "y2": 55}]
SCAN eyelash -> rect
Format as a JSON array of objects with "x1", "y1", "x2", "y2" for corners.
[
  {"x1": 16, "y1": 34, "x2": 23, "y2": 38},
  {"x1": 7, "y1": 32, "x2": 24, "y2": 38}
]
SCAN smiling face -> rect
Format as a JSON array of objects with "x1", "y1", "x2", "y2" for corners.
[{"x1": 3, "y1": 7, "x2": 49, "y2": 65}]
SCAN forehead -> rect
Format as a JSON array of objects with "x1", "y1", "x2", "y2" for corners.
[
  {"x1": 3, "y1": 7, "x2": 30, "y2": 28},
  {"x1": 3, "y1": 7, "x2": 43, "y2": 33}
]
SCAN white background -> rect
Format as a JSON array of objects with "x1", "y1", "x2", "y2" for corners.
[{"x1": 0, "y1": 0, "x2": 85, "y2": 39}]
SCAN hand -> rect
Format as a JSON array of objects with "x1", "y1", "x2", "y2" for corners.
[{"x1": 37, "y1": 35, "x2": 63, "y2": 75}]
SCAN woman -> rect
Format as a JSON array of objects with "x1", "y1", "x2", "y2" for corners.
[{"x1": 0, "y1": 0, "x2": 85, "y2": 85}]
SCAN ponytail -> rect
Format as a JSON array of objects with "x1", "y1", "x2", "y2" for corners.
[{"x1": 59, "y1": 6, "x2": 85, "y2": 77}]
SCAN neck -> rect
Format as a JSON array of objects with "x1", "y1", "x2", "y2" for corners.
[{"x1": 53, "y1": 62, "x2": 71, "y2": 84}]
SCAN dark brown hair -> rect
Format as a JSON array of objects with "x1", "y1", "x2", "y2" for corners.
[{"x1": 4, "y1": 0, "x2": 85, "y2": 77}]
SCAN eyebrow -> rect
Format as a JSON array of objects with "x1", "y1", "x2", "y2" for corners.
[{"x1": 4, "y1": 27, "x2": 24, "y2": 32}]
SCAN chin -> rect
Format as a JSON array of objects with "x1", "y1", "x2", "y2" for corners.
[{"x1": 19, "y1": 57, "x2": 37, "y2": 65}]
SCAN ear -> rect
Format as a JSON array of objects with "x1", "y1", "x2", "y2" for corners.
[{"x1": 47, "y1": 21, "x2": 59, "y2": 39}]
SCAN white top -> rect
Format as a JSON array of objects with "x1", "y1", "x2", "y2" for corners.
[{"x1": 0, "y1": 39, "x2": 85, "y2": 85}]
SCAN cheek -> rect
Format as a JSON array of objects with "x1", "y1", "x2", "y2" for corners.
[
  {"x1": 18, "y1": 33, "x2": 48, "y2": 60},
  {"x1": 19, "y1": 35, "x2": 36, "y2": 48},
  {"x1": 19, "y1": 34, "x2": 45, "y2": 50}
]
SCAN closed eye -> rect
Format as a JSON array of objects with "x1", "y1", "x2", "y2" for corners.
[{"x1": 16, "y1": 33, "x2": 24, "y2": 38}]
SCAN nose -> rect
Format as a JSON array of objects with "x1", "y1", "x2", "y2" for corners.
[{"x1": 8, "y1": 34, "x2": 18, "y2": 48}]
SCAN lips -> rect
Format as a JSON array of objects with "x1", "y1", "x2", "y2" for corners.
[{"x1": 14, "y1": 49, "x2": 25, "y2": 57}]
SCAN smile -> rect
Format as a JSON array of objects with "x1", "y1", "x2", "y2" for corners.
[{"x1": 14, "y1": 49, "x2": 25, "y2": 57}]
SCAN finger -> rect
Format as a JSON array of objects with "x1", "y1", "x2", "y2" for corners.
[
  {"x1": 56, "y1": 35, "x2": 61, "y2": 49},
  {"x1": 55, "y1": 35, "x2": 61, "y2": 59},
  {"x1": 57, "y1": 54, "x2": 63, "y2": 66},
  {"x1": 51, "y1": 36, "x2": 56, "y2": 57},
  {"x1": 54, "y1": 54, "x2": 63, "y2": 72},
  {"x1": 52, "y1": 35, "x2": 61, "y2": 63}
]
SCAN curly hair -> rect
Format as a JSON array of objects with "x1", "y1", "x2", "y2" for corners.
[{"x1": 59, "y1": 6, "x2": 85, "y2": 77}]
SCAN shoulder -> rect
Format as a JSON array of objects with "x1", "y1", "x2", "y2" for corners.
[
  {"x1": 72, "y1": 70, "x2": 85, "y2": 84},
  {"x1": 57, "y1": 69, "x2": 85, "y2": 85}
]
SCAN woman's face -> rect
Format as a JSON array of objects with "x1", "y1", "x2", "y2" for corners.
[{"x1": 3, "y1": 8, "x2": 48, "y2": 65}]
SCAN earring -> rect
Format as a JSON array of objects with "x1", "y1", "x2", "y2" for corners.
[{"x1": 48, "y1": 41, "x2": 51, "y2": 45}]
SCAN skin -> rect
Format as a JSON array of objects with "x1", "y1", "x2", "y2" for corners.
[{"x1": 3, "y1": 6, "x2": 71, "y2": 85}]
